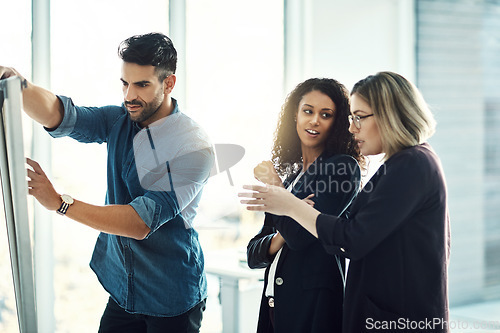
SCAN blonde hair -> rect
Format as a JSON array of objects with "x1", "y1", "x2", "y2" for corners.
[{"x1": 351, "y1": 71, "x2": 436, "y2": 159}]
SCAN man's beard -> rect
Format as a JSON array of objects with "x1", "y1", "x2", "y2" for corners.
[{"x1": 126, "y1": 94, "x2": 163, "y2": 124}]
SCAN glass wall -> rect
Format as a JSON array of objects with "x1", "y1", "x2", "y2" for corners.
[
  {"x1": 417, "y1": 0, "x2": 500, "y2": 304},
  {"x1": 483, "y1": 0, "x2": 500, "y2": 294},
  {"x1": 3, "y1": 1, "x2": 499, "y2": 332},
  {"x1": 185, "y1": 0, "x2": 284, "y2": 256},
  {"x1": 1, "y1": 1, "x2": 284, "y2": 332},
  {"x1": 0, "y1": 1, "x2": 33, "y2": 332}
]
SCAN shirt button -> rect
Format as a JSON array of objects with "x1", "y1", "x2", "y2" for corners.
[
  {"x1": 275, "y1": 277, "x2": 284, "y2": 286},
  {"x1": 340, "y1": 247, "x2": 346, "y2": 253}
]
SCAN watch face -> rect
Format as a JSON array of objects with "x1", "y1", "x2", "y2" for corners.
[{"x1": 61, "y1": 194, "x2": 74, "y2": 205}]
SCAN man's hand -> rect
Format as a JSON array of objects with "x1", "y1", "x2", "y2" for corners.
[
  {"x1": 26, "y1": 158, "x2": 61, "y2": 211},
  {"x1": 1, "y1": 66, "x2": 64, "y2": 129},
  {"x1": 26, "y1": 157, "x2": 151, "y2": 239},
  {"x1": 254, "y1": 160, "x2": 283, "y2": 187},
  {"x1": 0, "y1": 66, "x2": 24, "y2": 81}
]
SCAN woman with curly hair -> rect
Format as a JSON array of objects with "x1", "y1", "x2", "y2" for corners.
[
  {"x1": 242, "y1": 72, "x2": 450, "y2": 333},
  {"x1": 246, "y1": 78, "x2": 364, "y2": 333}
]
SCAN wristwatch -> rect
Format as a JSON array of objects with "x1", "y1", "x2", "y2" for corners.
[{"x1": 56, "y1": 194, "x2": 74, "y2": 215}]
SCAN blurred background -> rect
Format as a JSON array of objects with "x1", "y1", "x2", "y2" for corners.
[{"x1": 0, "y1": 0, "x2": 499, "y2": 332}]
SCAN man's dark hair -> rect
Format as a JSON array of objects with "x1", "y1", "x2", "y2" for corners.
[{"x1": 118, "y1": 33, "x2": 177, "y2": 82}]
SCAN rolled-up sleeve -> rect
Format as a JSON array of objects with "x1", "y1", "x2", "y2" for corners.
[
  {"x1": 128, "y1": 195, "x2": 170, "y2": 237},
  {"x1": 46, "y1": 96, "x2": 78, "y2": 137},
  {"x1": 46, "y1": 95, "x2": 124, "y2": 144}
]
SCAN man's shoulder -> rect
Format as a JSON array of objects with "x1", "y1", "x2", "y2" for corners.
[
  {"x1": 176, "y1": 112, "x2": 208, "y2": 133},
  {"x1": 163, "y1": 112, "x2": 212, "y2": 147}
]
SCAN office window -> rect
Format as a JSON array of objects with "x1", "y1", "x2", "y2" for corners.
[
  {"x1": 418, "y1": 0, "x2": 500, "y2": 302},
  {"x1": 185, "y1": 0, "x2": 284, "y2": 250},
  {"x1": 483, "y1": 0, "x2": 500, "y2": 290},
  {"x1": 0, "y1": 1, "x2": 284, "y2": 331},
  {"x1": 49, "y1": 1, "x2": 284, "y2": 331},
  {"x1": 50, "y1": 1, "x2": 170, "y2": 331},
  {"x1": 0, "y1": 1, "x2": 32, "y2": 332}
]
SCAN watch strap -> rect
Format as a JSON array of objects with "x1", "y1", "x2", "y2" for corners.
[
  {"x1": 56, "y1": 195, "x2": 73, "y2": 215},
  {"x1": 56, "y1": 202, "x2": 70, "y2": 215}
]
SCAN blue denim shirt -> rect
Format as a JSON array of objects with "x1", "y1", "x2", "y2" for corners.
[{"x1": 48, "y1": 96, "x2": 213, "y2": 316}]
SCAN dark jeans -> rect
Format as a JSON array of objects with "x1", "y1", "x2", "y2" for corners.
[{"x1": 98, "y1": 297, "x2": 206, "y2": 333}]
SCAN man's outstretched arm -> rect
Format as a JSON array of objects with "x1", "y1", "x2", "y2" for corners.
[
  {"x1": 27, "y1": 158, "x2": 151, "y2": 240},
  {"x1": 0, "y1": 66, "x2": 63, "y2": 129}
]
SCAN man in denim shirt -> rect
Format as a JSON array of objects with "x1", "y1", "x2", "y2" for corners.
[{"x1": 0, "y1": 33, "x2": 213, "y2": 332}]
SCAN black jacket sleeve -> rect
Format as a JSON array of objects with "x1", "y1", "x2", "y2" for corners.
[
  {"x1": 273, "y1": 155, "x2": 360, "y2": 251},
  {"x1": 316, "y1": 147, "x2": 440, "y2": 260},
  {"x1": 247, "y1": 154, "x2": 361, "y2": 264},
  {"x1": 247, "y1": 215, "x2": 278, "y2": 269}
]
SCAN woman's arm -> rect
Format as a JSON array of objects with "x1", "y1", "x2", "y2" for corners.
[
  {"x1": 248, "y1": 160, "x2": 286, "y2": 261},
  {"x1": 271, "y1": 156, "x2": 360, "y2": 248},
  {"x1": 242, "y1": 149, "x2": 437, "y2": 260},
  {"x1": 268, "y1": 232, "x2": 285, "y2": 255},
  {"x1": 247, "y1": 215, "x2": 279, "y2": 269},
  {"x1": 240, "y1": 185, "x2": 321, "y2": 237},
  {"x1": 242, "y1": 156, "x2": 361, "y2": 240}
]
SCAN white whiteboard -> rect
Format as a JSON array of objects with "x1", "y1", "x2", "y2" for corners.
[{"x1": 0, "y1": 76, "x2": 38, "y2": 333}]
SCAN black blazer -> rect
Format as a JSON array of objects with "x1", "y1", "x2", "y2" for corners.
[
  {"x1": 247, "y1": 154, "x2": 361, "y2": 333},
  {"x1": 316, "y1": 143, "x2": 450, "y2": 333}
]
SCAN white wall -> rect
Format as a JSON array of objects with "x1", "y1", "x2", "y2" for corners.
[{"x1": 286, "y1": 0, "x2": 415, "y2": 93}]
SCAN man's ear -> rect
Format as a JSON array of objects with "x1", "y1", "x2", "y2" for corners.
[{"x1": 163, "y1": 74, "x2": 176, "y2": 94}]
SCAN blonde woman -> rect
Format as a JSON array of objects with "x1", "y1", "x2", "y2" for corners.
[{"x1": 241, "y1": 72, "x2": 450, "y2": 333}]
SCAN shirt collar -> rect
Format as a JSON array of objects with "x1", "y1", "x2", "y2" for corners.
[{"x1": 130, "y1": 97, "x2": 180, "y2": 131}]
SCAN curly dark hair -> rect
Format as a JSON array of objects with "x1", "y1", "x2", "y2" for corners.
[
  {"x1": 118, "y1": 32, "x2": 177, "y2": 82},
  {"x1": 272, "y1": 78, "x2": 364, "y2": 177}
]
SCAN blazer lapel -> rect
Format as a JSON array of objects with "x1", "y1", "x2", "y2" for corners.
[
  {"x1": 291, "y1": 173, "x2": 305, "y2": 195},
  {"x1": 293, "y1": 154, "x2": 327, "y2": 196}
]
